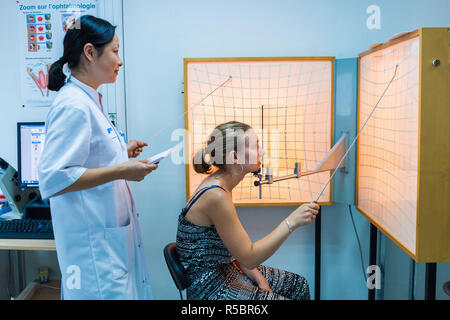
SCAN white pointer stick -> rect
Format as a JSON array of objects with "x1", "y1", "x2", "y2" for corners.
[
  {"x1": 314, "y1": 64, "x2": 399, "y2": 203},
  {"x1": 147, "y1": 77, "x2": 232, "y2": 143}
]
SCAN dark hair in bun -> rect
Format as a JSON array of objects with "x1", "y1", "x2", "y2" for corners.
[
  {"x1": 193, "y1": 121, "x2": 252, "y2": 175},
  {"x1": 193, "y1": 149, "x2": 213, "y2": 174},
  {"x1": 48, "y1": 15, "x2": 116, "y2": 91}
]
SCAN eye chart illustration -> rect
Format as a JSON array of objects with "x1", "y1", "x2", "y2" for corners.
[
  {"x1": 17, "y1": 0, "x2": 97, "y2": 107},
  {"x1": 26, "y1": 62, "x2": 51, "y2": 97},
  {"x1": 26, "y1": 13, "x2": 53, "y2": 54},
  {"x1": 185, "y1": 58, "x2": 334, "y2": 206}
]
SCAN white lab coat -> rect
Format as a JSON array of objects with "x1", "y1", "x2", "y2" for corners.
[{"x1": 38, "y1": 75, "x2": 152, "y2": 300}]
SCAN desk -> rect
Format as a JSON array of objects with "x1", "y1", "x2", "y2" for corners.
[{"x1": 0, "y1": 239, "x2": 56, "y2": 251}]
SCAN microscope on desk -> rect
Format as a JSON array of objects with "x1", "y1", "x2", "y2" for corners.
[{"x1": 0, "y1": 157, "x2": 50, "y2": 220}]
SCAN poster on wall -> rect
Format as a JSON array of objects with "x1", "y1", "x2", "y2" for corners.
[{"x1": 17, "y1": 0, "x2": 97, "y2": 107}]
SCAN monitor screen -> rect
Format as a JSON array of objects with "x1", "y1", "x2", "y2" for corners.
[{"x1": 18, "y1": 122, "x2": 46, "y2": 188}]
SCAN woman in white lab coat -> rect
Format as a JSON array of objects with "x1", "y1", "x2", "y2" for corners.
[{"x1": 38, "y1": 15, "x2": 157, "y2": 300}]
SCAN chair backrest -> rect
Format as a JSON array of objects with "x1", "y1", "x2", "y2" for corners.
[{"x1": 163, "y1": 242, "x2": 189, "y2": 291}]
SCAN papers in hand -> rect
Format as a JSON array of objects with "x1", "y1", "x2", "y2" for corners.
[{"x1": 146, "y1": 146, "x2": 177, "y2": 165}]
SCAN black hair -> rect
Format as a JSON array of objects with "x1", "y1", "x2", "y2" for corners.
[{"x1": 48, "y1": 15, "x2": 116, "y2": 91}]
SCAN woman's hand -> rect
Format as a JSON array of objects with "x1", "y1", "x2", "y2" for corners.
[
  {"x1": 127, "y1": 140, "x2": 148, "y2": 158},
  {"x1": 235, "y1": 261, "x2": 273, "y2": 293},
  {"x1": 119, "y1": 160, "x2": 158, "y2": 181},
  {"x1": 288, "y1": 202, "x2": 320, "y2": 230}
]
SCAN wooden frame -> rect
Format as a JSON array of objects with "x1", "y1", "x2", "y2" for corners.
[
  {"x1": 184, "y1": 57, "x2": 335, "y2": 206},
  {"x1": 356, "y1": 28, "x2": 450, "y2": 263}
]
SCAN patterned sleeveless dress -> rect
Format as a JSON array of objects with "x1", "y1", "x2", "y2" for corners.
[{"x1": 176, "y1": 185, "x2": 310, "y2": 300}]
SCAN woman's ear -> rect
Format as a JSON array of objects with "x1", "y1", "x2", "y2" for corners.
[
  {"x1": 229, "y1": 150, "x2": 239, "y2": 165},
  {"x1": 83, "y1": 43, "x2": 96, "y2": 63}
]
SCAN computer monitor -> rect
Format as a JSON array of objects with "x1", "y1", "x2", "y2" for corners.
[{"x1": 17, "y1": 122, "x2": 46, "y2": 188}]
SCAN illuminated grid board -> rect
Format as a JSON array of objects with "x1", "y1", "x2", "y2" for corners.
[
  {"x1": 184, "y1": 58, "x2": 334, "y2": 206},
  {"x1": 357, "y1": 28, "x2": 450, "y2": 262}
]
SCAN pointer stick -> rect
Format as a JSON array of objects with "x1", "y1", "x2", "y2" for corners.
[
  {"x1": 147, "y1": 77, "x2": 232, "y2": 143},
  {"x1": 314, "y1": 64, "x2": 399, "y2": 203}
]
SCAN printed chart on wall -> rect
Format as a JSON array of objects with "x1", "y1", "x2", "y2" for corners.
[{"x1": 17, "y1": 0, "x2": 97, "y2": 107}]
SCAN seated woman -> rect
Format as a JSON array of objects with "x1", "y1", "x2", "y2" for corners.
[{"x1": 176, "y1": 121, "x2": 319, "y2": 300}]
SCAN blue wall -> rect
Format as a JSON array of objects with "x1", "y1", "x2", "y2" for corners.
[
  {"x1": 1, "y1": 0, "x2": 448, "y2": 300},
  {"x1": 122, "y1": 0, "x2": 450, "y2": 300},
  {"x1": 122, "y1": 0, "x2": 450, "y2": 299}
]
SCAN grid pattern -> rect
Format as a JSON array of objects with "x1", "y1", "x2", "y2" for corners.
[
  {"x1": 186, "y1": 59, "x2": 333, "y2": 205},
  {"x1": 358, "y1": 37, "x2": 420, "y2": 253}
]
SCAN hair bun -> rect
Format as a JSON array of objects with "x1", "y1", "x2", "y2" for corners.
[
  {"x1": 193, "y1": 149, "x2": 213, "y2": 174},
  {"x1": 48, "y1": 15, "x2": 116, "y2": 92}
]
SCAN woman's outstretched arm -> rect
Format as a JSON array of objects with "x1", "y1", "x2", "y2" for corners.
[{"x1": 204, "y1": 189, "x2": 319, "y2": 269}]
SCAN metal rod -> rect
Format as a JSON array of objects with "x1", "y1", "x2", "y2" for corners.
[
  {"x1": 314, "y1": 65, "x2": 399, "y2": 202},
  {"x1": 314, "y1": 206, "x2": 322, "y2": 300},
  {"x1": 259, "y1": 105, "x2": 264, "y2": 200},
  {"x1": 254, "y1": 162, "x2": 300, "y2": 186},
  {"x1": 254, "y1": 167, "x2": 327, "y2": 186},
  {"x1": 368, "y1": 223, "x2": 378, "y2": 300},
  {"x1": 148, "y1": 77, "x2": 232, "y2": 142},
  {"x1": 425, "y1": 263, "x2": 437, "y2": 300},
  {"x1": 254, "y1": 173, "x2": 297, "y2": 186},
  {"x1": 409, "y1": 258, "x2": 416, "y2": 300}
]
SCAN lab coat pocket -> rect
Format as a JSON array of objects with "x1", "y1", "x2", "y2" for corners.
[{"x1": 104, "y1": 222, "x2": 134, "y2": 280}]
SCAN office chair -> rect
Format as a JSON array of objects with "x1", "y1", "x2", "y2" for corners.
[{"x1": 163, "y1": 242, "x2": 189, "y2": 300}]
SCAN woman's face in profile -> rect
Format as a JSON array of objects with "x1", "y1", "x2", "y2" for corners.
[
  {"x1": 95, "y1": 33, "x2": 123, "y2": 84},
  {"x1": 243, "y1": 129, "x2": 263, "y2": 172}
]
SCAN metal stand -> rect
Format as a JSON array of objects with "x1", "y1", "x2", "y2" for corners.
[
  {"x1": 409, "y1": 259, "x2": 416, "y2": 300},
  {"x1": 425, "y1": 263, "x2": 437, "y2": 300},
  {"x1": 314, "y1": 206, "x2": 322, "y2": 300},
  {"x1": 259, "y1": 105, "x2": 264, "y2": 200},
  {"x1": 368, "y1": 223, "x2": 377, "y2": 300}
]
